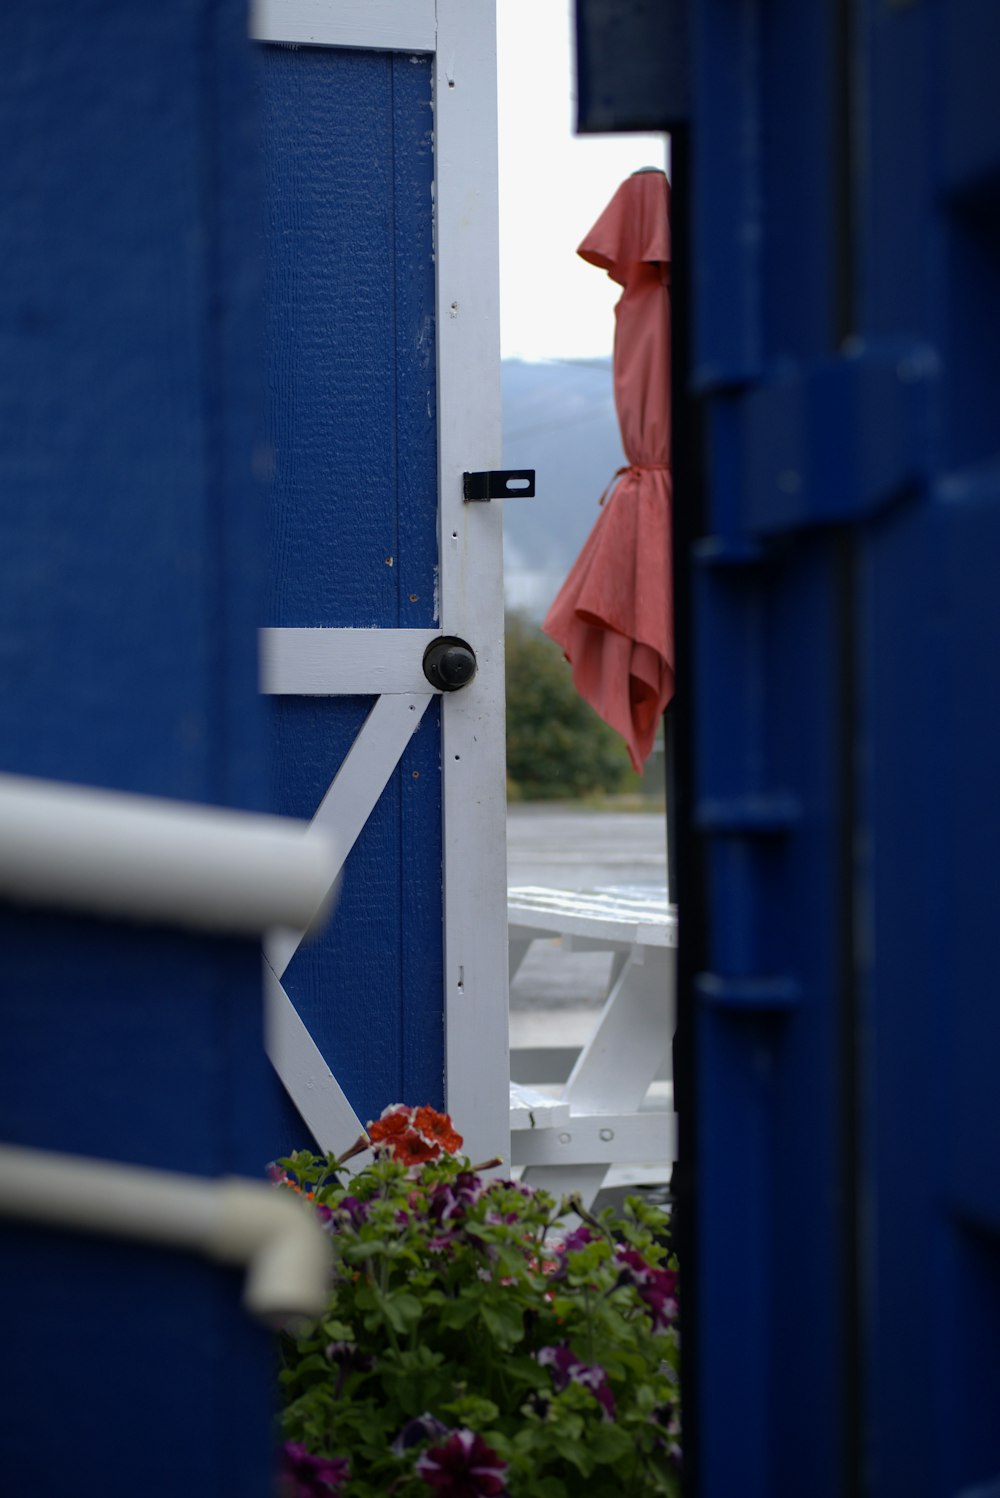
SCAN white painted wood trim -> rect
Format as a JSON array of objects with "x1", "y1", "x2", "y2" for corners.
[
  {"x1": 509, "y1": 1083, "x2": 571, "y2": 1132},
  {"x1": 264, "y1": 960, "x2": 367, "y2": 1154},
  {"x1": 562, "y1": 951, "x2": 676, "y2": 1116},
  {"x1": 251, "y1": 0, "x2": 436, "y2": 53},
  {"x1": 507, "y1": 885, "x2": 678, "y2": 949},
  {"x1": 260, "y1": 628, "x2": 439, "y2": 697},
  {"x1": 434, "y1": 0, "x2": 508, "y2": 1167},
  {"x1": 511, "y1": 1111, "x2": 676, "y2": 1169},
  {"x1": 267, "y1": 693, "x2": 431, "y2": 978}
]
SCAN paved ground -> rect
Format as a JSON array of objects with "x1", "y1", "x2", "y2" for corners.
[
  {"x1": 507, "y1": 804, "x2": 669, "y2": 893},
  {"x1": 506, "y1": 805, "x2": 668, "y2": 1044}
]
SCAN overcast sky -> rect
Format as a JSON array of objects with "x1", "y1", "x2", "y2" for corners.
[{"x1": 496, "y1": 1, "x2": 668, "y2": 362}]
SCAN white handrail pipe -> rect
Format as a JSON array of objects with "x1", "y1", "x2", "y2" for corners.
[
  {"x1": 0, "y1": 1145, "x2": 330, "y2": 1322},
  {"x1": 0, "y1": 773, "x2": 341, "y2": 936}
]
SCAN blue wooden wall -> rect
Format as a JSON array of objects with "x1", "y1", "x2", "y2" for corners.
[
  {"x1": 259, "y1": 44, "x2": 444, "y2": 1140},
  {"x1": 0, "y1": 4, "x2": 281, "y2": 1495}
]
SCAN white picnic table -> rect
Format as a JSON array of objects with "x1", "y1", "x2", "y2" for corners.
[{"x1": 507, "y1": 885, "x2": 677, "y2": 1207}]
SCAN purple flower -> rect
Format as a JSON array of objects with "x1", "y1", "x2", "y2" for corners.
[
  {"x1": 314, "y1": 1203, "x2": 334, "y2": 1229},
  {"x1": 415, "y1": 1428, "x2": 509, "y2": 1496},
  {"x1": 548, "y1": 1223, "x2": 595, "y2": 1279},
  {"x1": 615, "y1": 1246, "x2": 651, "y2": 1282},
  {"x1": 278, "y1": 1441, "x2": 349, "y2": 1497},
  {"x1": 651, "y1": 1404, "x2": 683, "y2": 1467},
  {"x1": 560, "y1": 1225, "x2": 595, "y2": 1255},
  {"x1": 324, "y1": 1341, "x2": 373, "y2": 1374},
  {"x1": 536, "y1": 1343, "x2": 616, "y2": 1421},
  {"x1": 615, "y1": 1248, "x2": 679, "y2": 1330},
  {"x1": 323, "y1": 1340, "x2": 373, "y2": 1399},
  {"x1": 428, "y1": 1172, "x2": 484, "y2": 1227},
  {"x1": 336, "y1": 1195, "x2": 368, "y2": 1230},
  {"x1": 391, "y1": 1412, "x2": 449, "y2": 1455},
  {"x1": 535, "y1": 1343, "x2": 578, "y2": 1387},
  {"x1": 639, "y1": 1273, "x2": 679, "y2": 1330}
]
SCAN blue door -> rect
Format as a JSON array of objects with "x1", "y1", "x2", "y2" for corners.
[
  {"x1": 686, "y1": 0, "x2": 1000, "y2": 1493},
  {"x1": 254, "y1": 4, "x2": 510, "y2": 1167}
]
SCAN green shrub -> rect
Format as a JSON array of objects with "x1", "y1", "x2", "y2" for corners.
[{"x1": 504, "y1": 613, "x2": 634, "y2": 801}]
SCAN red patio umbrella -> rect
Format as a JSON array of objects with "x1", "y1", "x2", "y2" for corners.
[{"x1": 542, "y1": 168, "x2": 673, "y2": 773}]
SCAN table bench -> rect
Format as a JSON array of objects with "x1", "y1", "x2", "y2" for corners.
[{"x1": 507, "y1": 885, "x2": 677, "y2": 1207}]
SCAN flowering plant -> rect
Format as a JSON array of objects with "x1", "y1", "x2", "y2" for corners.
[{"x1": 273, "y1": 1105, "x2": 680, "y2": 1498}]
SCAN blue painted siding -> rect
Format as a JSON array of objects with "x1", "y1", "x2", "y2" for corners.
[
  {"x1": 0, "y1": 4, "x2": 280, "y2": 1495},
  {"x1": 259, "y1": 47, "x2": 444, "y2": 1137},
  {"x1": 691, "y1": 5, "x2": 850, "y2": 1494},
  {"x1": 688, "y1": 0, "x2": 1000, "y2": 1492},
  {"x1": 860, "y1": 3, "x2": 1000, "y2": 1492}
]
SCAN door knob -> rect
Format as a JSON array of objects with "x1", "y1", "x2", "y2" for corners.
[{"x1": 422, "y1": 637, "x2": 477, "y2": 691}]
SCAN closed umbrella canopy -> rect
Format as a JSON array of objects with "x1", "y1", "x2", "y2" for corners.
[{"x1": 542, "y1": 169, "x2": 673, "y2": 773}]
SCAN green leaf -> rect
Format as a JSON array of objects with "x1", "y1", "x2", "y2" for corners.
[
  {"x1": 528, "y1": 1478, "x2": 569, "y2": 1498},
  {"x1": 480, "y1": 1299, "x2": 524, "y2": 1350},
  {"x1": 583, "y1": 1422, "x2": 633, "y2": 1466},
  {"x1": 549, "y1": 1429, "x2": 593, "y2": 1475},
  {"x1": 320, "y1": 1318, "x2": 354, "y2": 1342},
  {"x1": 441, "y1": 1394, "x2": 500, "y2": 1427},
  {"x1": 438, "y1": 1296, "x2": 482, "y2": 1330},
  {"x1": 386, "y1": 1292, "x2": 423, "y2": 1332},
  {"x1": 343, "y1": 1240, "x2": 388, "y2": 1263}
]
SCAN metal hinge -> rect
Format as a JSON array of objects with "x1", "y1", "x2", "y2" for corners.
[{"x1": 463, "y1": 469, "x2": 535, "y2": 502}]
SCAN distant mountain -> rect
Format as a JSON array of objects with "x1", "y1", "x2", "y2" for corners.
[{"x1": 501, "y1": 358, "x2": 624, "y2": 621}]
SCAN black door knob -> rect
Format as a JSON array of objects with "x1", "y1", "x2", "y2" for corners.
[{"x1": 422, "y1": 637, "x2": 477, "y2": 692}]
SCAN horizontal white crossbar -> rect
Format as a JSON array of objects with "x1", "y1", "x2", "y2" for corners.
[
  {"x1": 250, "y1": 0, "x2": 436, "y2": 53},
  {"x1": 510, "y1": 1111, "x2": 677, "y2": 1168},
  {"x1": 0, "y1": 773, "x2": 339, "y2": 936},
  {"x1": 0, "y1": 1144, "x2": 330, "y2": 1321},
  {"x1": 260, "y1": 629, "x2": 439, "y2": 697}
]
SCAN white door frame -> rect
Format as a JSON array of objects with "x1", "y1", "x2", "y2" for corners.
[{"x1": 253, "y1": 2, "x2": 508, "y2": 1167}]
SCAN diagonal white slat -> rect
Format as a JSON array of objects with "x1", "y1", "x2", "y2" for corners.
[
  {"x1": 260, "y1": 628, "x2": 439, "y2": 697},
  {"x1": 250, "y1": 0, "x2": 436, "y2": 54},
  {"x1": 264, "y1": 958, "x2": 366, "y2": 1153},
  {"x1": 267, "y1": 693, "x2": 431, "y2": 979}
]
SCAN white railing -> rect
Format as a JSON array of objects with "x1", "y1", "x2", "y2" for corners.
[{"x1": 0, "y1": 773, "x2": 339, "y2": 936}]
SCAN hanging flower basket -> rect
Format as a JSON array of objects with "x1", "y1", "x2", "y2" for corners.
[{"x1": 273, "y1": 1105, "x2": 680, "y2": 1498}]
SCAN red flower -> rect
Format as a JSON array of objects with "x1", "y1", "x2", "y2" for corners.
[
  {"x1": 366, "y1": 1104, "x2": 463, "y2": 1163},
  {"x1": 413, "y1": 1106, "x2": 464, "y2": 1155},
  {"x1": 393, "y1": 1130, "x2": 441, "y2": 1167},
  {"x1": 367, "y1": 1105, "x2": 415, "y2": 1145}
]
